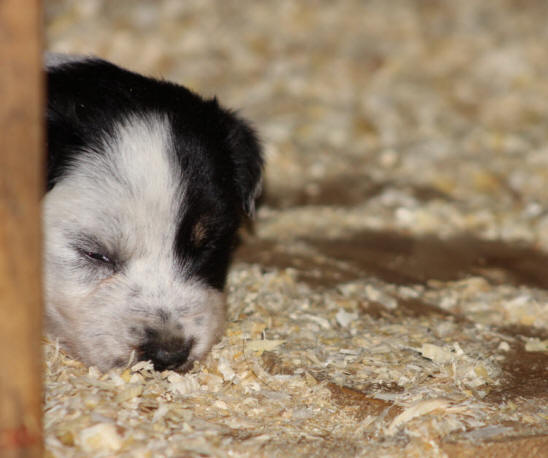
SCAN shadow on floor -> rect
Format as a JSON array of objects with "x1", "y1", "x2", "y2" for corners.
[{"x1": 236, "y1": 229, "x2": 548, "y2": 290}]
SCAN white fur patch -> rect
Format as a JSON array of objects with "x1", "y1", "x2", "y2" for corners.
[{"x1": 43, "y1": 114, "x2": 225, "y2": 370}]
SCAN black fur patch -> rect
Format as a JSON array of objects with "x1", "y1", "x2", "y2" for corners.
[{"x1": 47, "y1": 58, "x2": 263, "y2": 291}]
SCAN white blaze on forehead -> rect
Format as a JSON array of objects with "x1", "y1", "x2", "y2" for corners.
[
  {"x1": 99, "y1": 113, "x2": 182, "y2": 218},
  {"x1": 109, "y1": 114, "x2": 180, "y2": 202},
  {"x1": 57, "y1": 113, "x2": 184, "y2": 261}
]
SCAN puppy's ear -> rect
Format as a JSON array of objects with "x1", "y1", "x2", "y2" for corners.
[{"x1": 224, "y1": 113, "x2": 264, "y2": 217}]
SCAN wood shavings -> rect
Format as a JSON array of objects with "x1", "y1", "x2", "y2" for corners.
[
  {"x1": 245, "y1": 339, "x2": 286, "y2": 354},
  {"x1": 167, "y1": 372, "x2": 201, "y2": 396},
  {"x1": 498, "y1": 341, "x2": 511, "y2": 352},
  {"x1": 131, "y1": 360, "x2": 154, "y2": 373},
  {"x1": 336, "y1": 308, "x2": 358, "y2": 328},
  {"x1": 115, "y1": 384, "x2": 143, "y2": 403},
  {"x1": 365, "y1": 285, "x2": 398, "y2": 309},
  {"x1": 77, "y1": 423, "x2": 123, "y2": 453},
  {"x1": 418, "y1": 343, "x2": 455, "y2": 364},
  {"x1": 217, "y1": 356, "x2": 237, "y2": 382},
  {"x1": 460, "y1": 425, "x2": 515, "y2": 442},
  {"x1": 524, "y1": 338, "x2": 548, "y2": 352},
  {"x1": 44, "y1": 0, "x2": 548, "y2": 455},
  {"x1": 387, "y1": 399, "x2": 451, "y2": 434}
]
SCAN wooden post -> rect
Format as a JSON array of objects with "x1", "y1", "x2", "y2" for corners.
[{"x1": 0, "y1": 0, "x2": 44, "y2": 456}]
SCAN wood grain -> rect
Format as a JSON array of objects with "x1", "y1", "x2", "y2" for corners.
[{"x1": 0, "y1": 0, "x2": 44, "y2": 455}]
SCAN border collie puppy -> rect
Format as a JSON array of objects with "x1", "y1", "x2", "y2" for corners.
[{"x1": 44, "y1": 54, "x2": 262, "y2": 372}]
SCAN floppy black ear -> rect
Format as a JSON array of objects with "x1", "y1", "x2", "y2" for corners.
[{"x1": 225, "y1": 113, "x2": 264, "y2": 217}]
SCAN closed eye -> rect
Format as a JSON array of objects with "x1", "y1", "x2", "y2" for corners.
[
  {"x1": 82, "y1": 250, "x2": 113, "y2": 264},
  {"x1": 69, "y1": 232, "x2": 121, "y2": 271}
]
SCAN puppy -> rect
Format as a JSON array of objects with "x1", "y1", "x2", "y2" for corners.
[{"x1": 44, "y1": 54, "x2": 262, "y2": 372}]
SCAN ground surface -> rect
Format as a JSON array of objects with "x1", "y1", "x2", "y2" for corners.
[{"x1": 45, "y1": 1, "x2": 548, "y2": 456}]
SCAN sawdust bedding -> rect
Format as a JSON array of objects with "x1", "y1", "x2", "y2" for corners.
[{"x1": 45, "y1": 0, "x2": 548, "y2": 456}]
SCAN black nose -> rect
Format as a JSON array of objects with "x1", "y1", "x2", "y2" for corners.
[{"x1": 138, "y1": 329, "x2": 193, "y2": 371}]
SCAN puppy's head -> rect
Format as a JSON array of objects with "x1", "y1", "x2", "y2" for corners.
[{"x1": 44, "y1": 57, "x2": 262, "y2": 371}]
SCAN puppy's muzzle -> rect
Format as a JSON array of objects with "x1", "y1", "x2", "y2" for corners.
[{"x1": 138, "y1": 328, "x2": 194, "y2": 371}]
